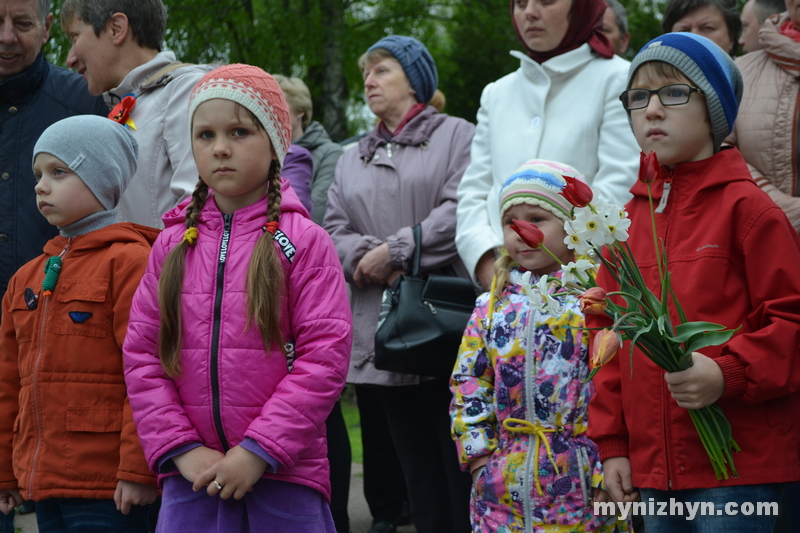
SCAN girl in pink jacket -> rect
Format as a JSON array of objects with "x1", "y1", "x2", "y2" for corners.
[{"x1": 122, "y1": 64, "x2": 352, "y2": 532}]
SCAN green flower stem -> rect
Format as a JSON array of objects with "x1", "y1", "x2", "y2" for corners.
[
  {"x1": 606, "y1": 291, "x2": 649, "y2": 313},
  {"x1": 539, "y1": 243, "x2": 567, "y2": 270}
]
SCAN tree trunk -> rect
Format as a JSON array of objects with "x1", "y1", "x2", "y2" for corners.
[{"x1": 318, "y1": 0, "x2": 348, "y2": 141}]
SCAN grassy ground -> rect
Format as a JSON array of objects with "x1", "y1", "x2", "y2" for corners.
[{"x1": 341, "y1": 385, "x2": 363, "y2": 464}]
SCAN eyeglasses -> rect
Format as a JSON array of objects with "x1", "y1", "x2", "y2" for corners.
[{"x1": 619, "y1": 84, "x2": 705, "y2": 110}]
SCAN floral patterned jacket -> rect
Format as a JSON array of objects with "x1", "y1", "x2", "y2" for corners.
[{"x1": 450, "y1": 270, "x2": 626, "y2": 533}]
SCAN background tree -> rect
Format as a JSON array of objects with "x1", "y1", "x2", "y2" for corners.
[{"x1": 47, "y1": 0, "x2": 670, "y2": 139}]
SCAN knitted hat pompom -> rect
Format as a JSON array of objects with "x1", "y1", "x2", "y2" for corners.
[{"x1": 188, "y1": 64, "x2": 292, "y2": 166}]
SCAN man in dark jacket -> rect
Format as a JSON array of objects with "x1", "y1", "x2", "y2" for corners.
[{"x1": 0, "y1": 0, "x2": 106, "y2": 302}]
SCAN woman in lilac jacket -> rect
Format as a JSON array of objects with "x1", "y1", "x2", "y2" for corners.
[{"x1": 323, "y1": 36, "x2": 475, "y2": 533}]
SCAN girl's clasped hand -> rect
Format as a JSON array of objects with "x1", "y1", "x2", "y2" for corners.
[{"x1": 174, "y1": 446, "x2": 268, "y2": 500}]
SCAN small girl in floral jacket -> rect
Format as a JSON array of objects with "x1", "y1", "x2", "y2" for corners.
[{"x1": 450, "y1": 160, "x2": 629, "y2": 533}]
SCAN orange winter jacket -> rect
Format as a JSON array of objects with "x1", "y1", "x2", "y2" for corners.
[{"x1": 0, "y1": 223, "x2": 159, "y2": 500}]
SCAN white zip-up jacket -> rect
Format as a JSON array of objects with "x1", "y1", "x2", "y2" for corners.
[
  {"x1": 105, "y1": 51, "x2": 212, "y2": 229},
  {"x1": 455, "y1": 44, "x2": 639, "y2": 278}
]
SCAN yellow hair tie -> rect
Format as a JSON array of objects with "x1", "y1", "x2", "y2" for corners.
[{"x1": 183, "y1": 227, "x2": 198, "y2": 245}]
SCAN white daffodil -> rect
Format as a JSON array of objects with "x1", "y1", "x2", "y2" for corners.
[
  {"x1": 572, "y1": 206, "x2": 613, "y2": 247},
  {"x1": 560, "y1": 259, "x2": 595, "y2": 286},
  {"x1": 535, "y1": 275, "x2": 565, "y2": 315},
  {"x1": 564, "y1": 219, "x2": 594, "y2": 256},
  {"x1": 594, "y1": 202, "x2": 632, "y2": 243}
]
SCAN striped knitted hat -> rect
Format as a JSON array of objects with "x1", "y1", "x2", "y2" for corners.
[
  {"x1": 188, "y1": 64, "x2": 292, "y2": 165},
  {"x1": 628, "y1": 33, "x2": 743, "y2": 152},
  {"x1": 499, "y1": 160, "x2": 585, "y2": 222}
]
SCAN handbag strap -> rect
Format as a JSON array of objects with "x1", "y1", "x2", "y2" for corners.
[{"x1": 411, "y1": 224, "x2": 422, "y2": 277}]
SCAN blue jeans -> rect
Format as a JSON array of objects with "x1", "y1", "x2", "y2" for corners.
[
  {"x1": 0, "y1": 510, "x2": 13, "y2": 533},
  {"x1": 35, "y1": 498, "x2": 150, "y2": 533},
  {"x1": 640, "y1": 484, "x2": 783, "y2": 533}
]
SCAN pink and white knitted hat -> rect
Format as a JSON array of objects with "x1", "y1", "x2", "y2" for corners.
[
  {"x1": 188, "y1": 64, "x2": 292, "y2": 166},
  {"x1": 499, "y1": 159, "x2": 586, "y2": 222}
]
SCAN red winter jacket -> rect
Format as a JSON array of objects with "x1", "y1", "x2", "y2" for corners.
[{"x1": 587, "y1": 147, "x2": 800, "y2": 490}]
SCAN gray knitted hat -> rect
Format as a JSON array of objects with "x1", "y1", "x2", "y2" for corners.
[
  {"x1": 368, "y1": 35, "x2": 438, "y2": 104},
  {"x1": 628, "y1": 32, "x2": 743, "y2": 152},
  {"x1": 33, "y1": 116, "x2": 138, "y2": 210}
]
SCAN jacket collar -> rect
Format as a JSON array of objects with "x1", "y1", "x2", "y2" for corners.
[
  {"x1": 0, "y1": 52, "x2": 47, "y2": 103},
  {"x1": 358, "y1": 105, "x2": 446, "y2": 160},
  {"x1": 759, "y1": 12, "x2": 800, "y2": 77},
  {"x1": 43, "y1": 222, "x2": 159, "y2": 258},
  {"x1": 104, "y1": 50, "x2": 178, "y2": 107},
  {"x1": 296, "y1": 121, "x2": 330, "y2": 151},
  {"x1": 629, "y1": 147, "x2": 752, "y2": 209},
  {"x1": 512, "y1": 43, "x2": 595, "y2": 83}
]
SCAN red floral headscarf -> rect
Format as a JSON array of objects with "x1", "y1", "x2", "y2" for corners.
[{"x1": 510, "y1": 0, "x2": 614, "y2": 64}]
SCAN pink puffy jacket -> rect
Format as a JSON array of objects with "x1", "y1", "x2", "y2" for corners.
[{"x1": 123, "y1": 181, "x2": 352, "y2": 501}]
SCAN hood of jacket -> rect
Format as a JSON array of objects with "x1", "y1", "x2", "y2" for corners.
[
  {"x1": 629, "y1": 147, "x2": 752, "y2": 208},
  {"x1": 42, "y1": 222, "x2": 160, "y2": 258},
  {"x1": 358, "y1": 105, "x2": 447, "y2": 160},
  {"x1": 162, "y1": 178, "x2": 309, "y2": 229},
  {"x1": 295, "y1": 121, "x2": 333, "y2": 152},
  {"x1": 759, "y1": 12, "x2": 800, "y2": 76}
]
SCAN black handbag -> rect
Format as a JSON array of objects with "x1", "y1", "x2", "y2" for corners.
[{"x1": 374, "y1": 225, "x2": 479, "y2": 379}]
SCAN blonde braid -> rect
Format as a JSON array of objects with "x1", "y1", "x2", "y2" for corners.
[
  {"x1": 158, "y1": 178, "x2": 209, "y2": 376},
  {"x1": 493, "y1": 253, "x2": 514, "y2": 300}
]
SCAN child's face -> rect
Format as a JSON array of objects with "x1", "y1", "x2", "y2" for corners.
[
  {"x1": 191, "y1": 98, "x2": 275, "y2": 215},
  {"x1": 33, "y1": 153, "x2": 104, "y2": 227},
  {"x1": 629, "y1": 67, "x2": 715, "y2": 168},
  {"x1": 502, "y1": 203, "x2": 572, "y2": 276},
  {"x1": 64, "y1": 17, "x2": 122, "y2": 96}
]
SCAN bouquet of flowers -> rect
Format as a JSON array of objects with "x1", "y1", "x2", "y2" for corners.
[{"x1": 511, "y1": 152, "x2": 741, "y2": 480}]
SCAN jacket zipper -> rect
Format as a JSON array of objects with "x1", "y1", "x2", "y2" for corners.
[
  {"x1": 659, "y1": 171, "x2": 673, "y2": 489},
  {"x1": 28, "y1": 295, "x2": 50, "y2": 500},
  {"x1": 522, "y1": 310, "x2": 537, "y2": 533},
  {"x1": 29, "y1": 239, "x2": 73, "y2": 499},
  {"x1": 211, "y1": 214, "x2": 233, "y2": 451},
  {"x1": 793, "y1": 90, "x2": 800, "y2": 196},
  {"x1": 654, "y1": 175, "x2": 673, "y2": 214}
]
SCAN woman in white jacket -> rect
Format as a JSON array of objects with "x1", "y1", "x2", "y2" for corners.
[{"x1": 455, "y1": 0, "x2": 640, "y2": 290}]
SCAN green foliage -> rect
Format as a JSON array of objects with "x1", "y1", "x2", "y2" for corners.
[
  {"x1": 620, "y1": 0, "x2": 667, "y2": 59},
  {"x1": 43, "y1": 0, "x2": 678, "y2": 137}
]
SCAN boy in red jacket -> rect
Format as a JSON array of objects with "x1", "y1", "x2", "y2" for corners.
[{"x1": 587, "y1": 32, "x2": 800, "y2": 532}]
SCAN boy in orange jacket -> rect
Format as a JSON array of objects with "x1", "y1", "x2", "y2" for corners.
[{"x1": 0, "y1": 115, "x2": 158, "y2": 531}]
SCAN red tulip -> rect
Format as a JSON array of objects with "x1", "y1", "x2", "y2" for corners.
[
  {"x1": 510, "y1": 219, "x2": 544, "y2": 248},
  {"x1": 580, "y1": 287, "x2": 608, "y2": 315},
  {"x1": 638, "y1": 151, "x2": 661, "y2": 184},
  {"x1": 108, "y1": 95, "x2": 136, "y2": 126},
  {"x1": 560, "y1": 175, "x2": 593, "y2": 208},
  {"x1": 592, "y1": 329, "x2": 620, "y2": 369}
]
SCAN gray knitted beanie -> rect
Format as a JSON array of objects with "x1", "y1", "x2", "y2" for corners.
[
  {"x1": 368, "y1": 35, "x2": 438, "y2": 104},
  {"x1": 33, "y1": 116, "x2": 138, "y2": 210}
]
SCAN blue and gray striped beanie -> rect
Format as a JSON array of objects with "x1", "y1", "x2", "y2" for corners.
[{"x1": 628, "y1": 33, "x2": 743, "y2": 152}]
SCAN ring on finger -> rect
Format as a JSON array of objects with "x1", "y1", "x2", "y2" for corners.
[{"x1": 213, "y1": 480, "x2": 223, "y2": 490}]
